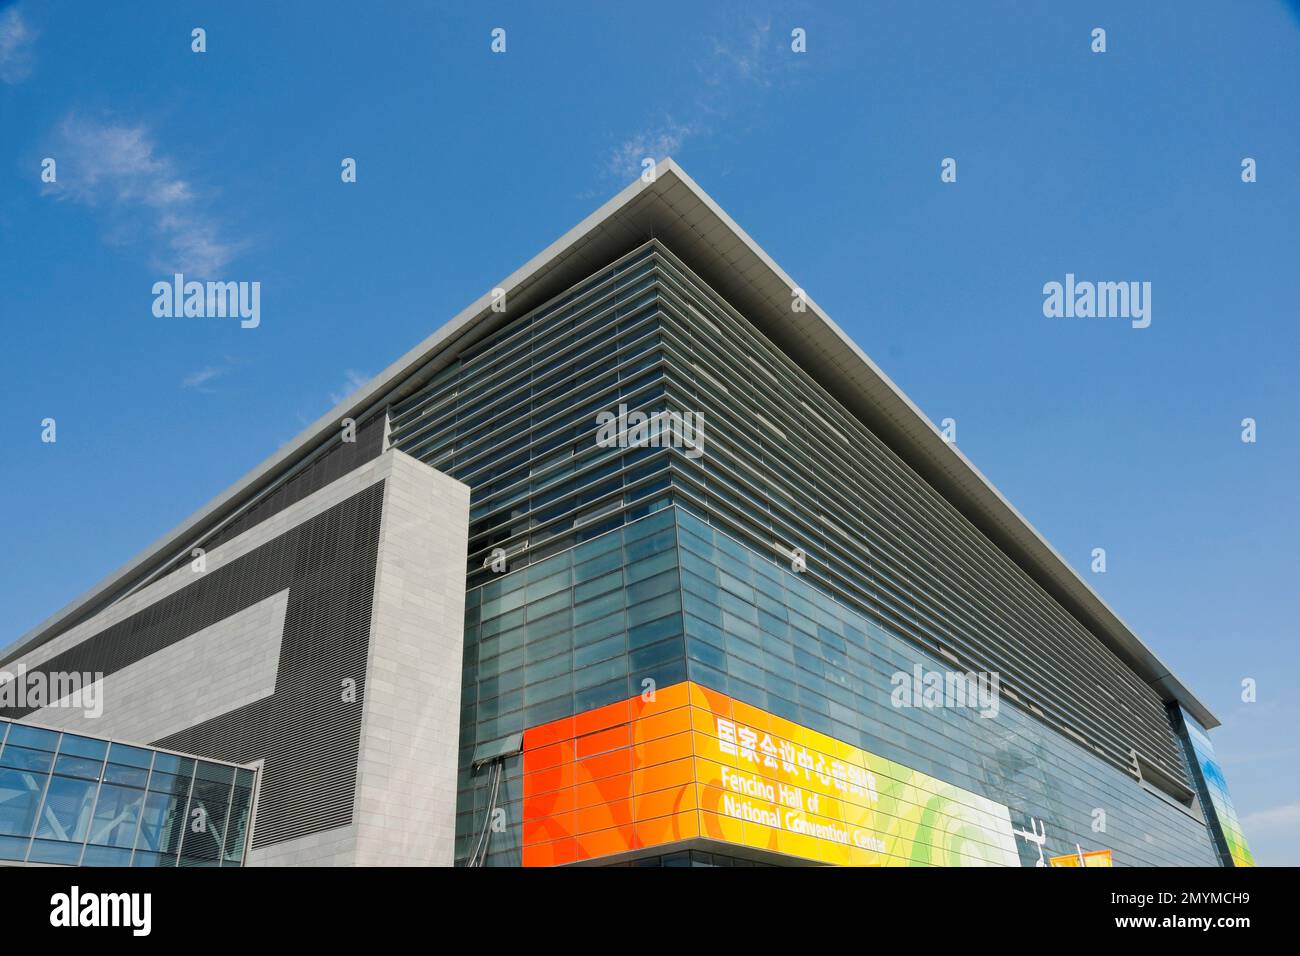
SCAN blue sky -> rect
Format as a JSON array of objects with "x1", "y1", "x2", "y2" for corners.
[{"x1": 1, "y1": 1, "x2": 1296, "y2": 863}]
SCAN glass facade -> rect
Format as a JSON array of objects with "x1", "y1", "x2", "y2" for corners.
[
  {"x1": 384, "y1": 238, "x2": 1241, "y2": 867},
  {"x1": 460, "y1": 507, "x2": 685, "y2": 864},
  {"x1": 389, "y1": 245, "x2": 674, "y2": 590},
  {"x1": 673, "y1": 509, "x2": 1217, "y2": 867},
  {"x1": 459, "y1": 509, "x2": 1220, "y2": 866},
  {"x1": 0, "y1": 717, "x2": 256, "y2": 867}
]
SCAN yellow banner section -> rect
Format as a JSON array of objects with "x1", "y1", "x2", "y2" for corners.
[{"x1": 687, "y1": 683, "x2": 1019, "y2": 866}]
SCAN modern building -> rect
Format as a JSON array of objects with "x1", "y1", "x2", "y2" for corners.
[{"x1": 1, "y1": 162, "x2": 1252, "y2": 867}]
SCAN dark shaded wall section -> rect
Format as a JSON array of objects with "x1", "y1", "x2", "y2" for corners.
[{"x1": 2, "y1": 483, "x2": 385, "y2": 850}]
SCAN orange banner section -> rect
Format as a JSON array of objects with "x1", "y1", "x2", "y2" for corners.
[
  {"x1": 521, "y1": 682, "x2": 699, "y2": 866},
  {"x1": 520, "y1": 681, "x2": 1021, "y2": 867}
]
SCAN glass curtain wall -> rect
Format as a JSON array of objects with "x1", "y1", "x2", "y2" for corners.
[{"x1": 0, "y1": 717, "x2": 255, "y2": 867}]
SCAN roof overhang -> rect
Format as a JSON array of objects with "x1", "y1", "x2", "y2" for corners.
[{"x1": 3, "y1": 161, "x2": 1220, "y2": 729}]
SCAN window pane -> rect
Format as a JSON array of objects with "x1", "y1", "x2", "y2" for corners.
[
  {"x1": 53, "y1": 754, "x2": 103, "y2": 781},
  {"x1": 33, "y1": 776, "x2": 97, "y2": 843},
  {"x1": 194, "y1": 761, "x2": 234, "y2": 787},
  {"x1": 147, "y1": 770, "x2": 192, "y2": 796},
  {"x1": 27, "y1": 839, "x2": 82, "y2": 865},
  {"x1": 0, "y1": 746, "x2": 54, "y2": 774},
  {"x1": 222, "y1": 782, "x2": 254, "y2": 864},
  {"x1": 103, "y1": 764, "x2": 149, "y2": 788},
  {"x1": 0, "y1": 768, "x2": 44, "y2": 837},
  {"x1": 88, "y1": 784, "x2": 145, "y2": 848},
  {"x1": 135, "y1": 790, "x2": 187, "y2": 859},
  {"x1": 179, "y1": 779, "x2": 231, "y2": 864},
  {"x1": 4, "y1": 725, "x2": 59, "y2": 752},
  {"x1": 0, "y1": 834, "x2": 29, "y2": 861},
  {"x1": 106, "y1": 743, "x2": 152, "y2": 769},
  {"x1": 82, "y1": 845, "x2": 133, "y2": 866},
  {"x1": 56, "y1": 734, "x2": 108, "y2": 761},
  {"x1": 150, "y1": 753, "x2": 194, "y2": 777}
]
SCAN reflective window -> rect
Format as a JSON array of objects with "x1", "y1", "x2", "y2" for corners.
[
  {"x1": 88, "y1": 784, "x2": 145, "y2": 848},
  {"x1": 136, "y1": 789, "x2": 190, "y2": 860},
  {"x1": 34, "y1": 775, "x2": 97, "y2": 843},
  {"x1": 0, "y1": 717, "x2": 254, "y2": 866},
  {"x1": 0, "y1": 768, "x2": 43, "y2": 837}
]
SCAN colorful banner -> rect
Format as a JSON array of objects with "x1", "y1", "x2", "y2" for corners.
[
  {"x1": 521, "y1": 681, "x2": 1020, "y2": 866},
  {"x1": 1049, "y1": 849, "x2": 1113, "y2": 867},
  {"x1": 1183, "y1": 718, "x2": 1254, "y2": 867}
]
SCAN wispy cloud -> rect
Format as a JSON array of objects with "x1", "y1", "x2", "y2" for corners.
[
  {"x1": 0, "y1": 5, "x2": 35, "y2": 84},
  {"x1": 600, "y1": 11, "x2": 802, "y2": 183},
  {"x1": 695, "y1": 12, "x2": 808, "y2": 119},
  {"x1": 702, "y1": 16, "x2": 777, "y2": 94},
  {"x1": 181, "y1": 353, "x2": 254, "y2": 393},
  {"x1": 329, "y1": 369, "x2": 370, "y2": 406},
  {"x1": 181, "y1": 366, "x2": 228, "y2": 392},
  {"x1": 43, "y1": 115, "x2": 242, "y2": 276},
  {"x1": 605, "y1": 117, "x2": 701, "y2": 181},
  {"x1": 1241, "y1": 802, "x2": 1300, "y2": 834}
]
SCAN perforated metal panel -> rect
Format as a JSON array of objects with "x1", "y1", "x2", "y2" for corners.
[
  {"x1": 8, "y1": 414, "x2": 388, "y2": 644},
  {"x1": 1, "y1": 482, "x2": 385, "y2": 849},
  {"x1": 156, "y1": 412, "x2": 388, "y2": 582},
  {"x1": 390, "y1": 242, "x2": 1192, "y2": 786}
]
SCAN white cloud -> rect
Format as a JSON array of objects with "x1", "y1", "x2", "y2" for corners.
[
  {"x1": 182, "y1": 366, "x2": 227, "y2": 391},
  {"x1": 600, "y1": 13, "x2": 799, "y2": 183},
  {"x1": 329, "y1": 369, "x2": 370, "y2": 406},
  {"x1": 0, "y1": 6, "x2": 36, "y2": 84},
  {"x1": 1241, "y1": 802, "x2": 1300, "y2": 834},
  {"x1": 605, "y1": 118, "x2": 699, "y2": 181},
  {"x1": 705, "y1": 16, "x2": 776, "y2": 91},
  {"x1": 44, "y1": 115, "x2": 241, "y2": 276}
]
